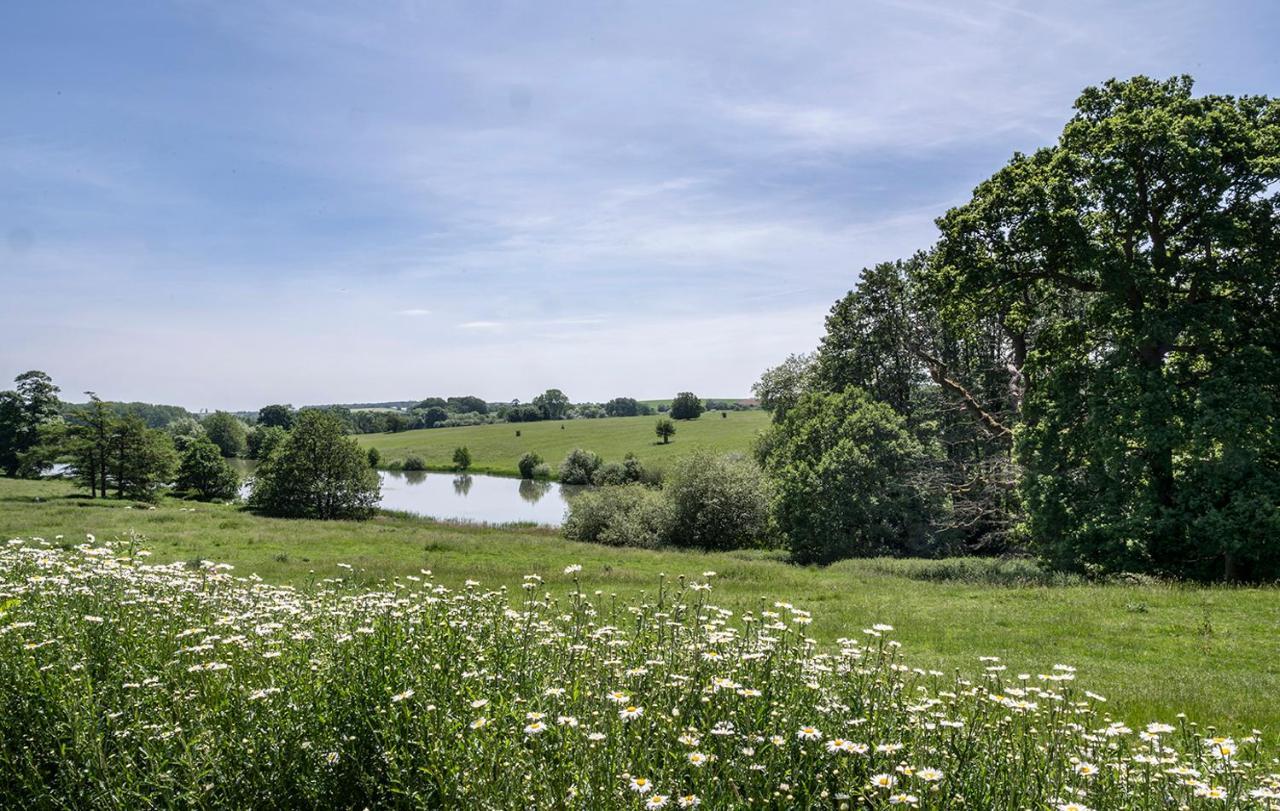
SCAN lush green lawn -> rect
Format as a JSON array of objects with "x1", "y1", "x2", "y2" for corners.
[
  {"x1": 3, "y1": 477, "x2": 1278, "y2": 736},
  {"x1": 357, "y1": 410, "x2": 770, "y2": 477}
]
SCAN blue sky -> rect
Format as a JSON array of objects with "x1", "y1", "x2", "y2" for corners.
[{"x1": 2, "y1": 1, "x2": 1276, "y2": 410}]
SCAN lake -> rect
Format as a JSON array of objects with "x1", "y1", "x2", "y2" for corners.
[{"x1": 52, "y1": 462, "x2": 578, "y2": 526}]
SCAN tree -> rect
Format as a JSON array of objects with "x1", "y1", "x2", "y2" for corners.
[
  {"x1": 761, "y1": 388, "x2": 948, "y2": 564},
  {"x1": 655, "y1": 418, "x2": 676, "y2": 444},
  {"x1": 366, "y1": 447, "x2": 381, "y2": 468},
  {"x1": 107, "y1": 416, "x2": 178, "y2": 501},
  {"x1": 752, "y1": 354, "x2": 815, "y2": 423},
  {"x1": 176, "y1": 437, "x2": 240, "y2": 500},
  {"x1": 532, "y1": 389, "x2": 570, "y2": 420},
  {"x1": 166, "y1": 416, "x2": 207, "y2": 452},
  {"x1": 0, "y1": 370, "x2": 61, "y2": 476},
  {"x1": 418, "y1": 407, "x2": 449, "y2": 428},
  {"x1": 249, "y1": 409, "x2": 381, "y2": 520},
  {"x1": 452, "y1": 446, "x2": 472, "y2": 471},
  {"x1": 605, "y1": 397, "x2": 640, "y2": 417},
  {"x1": 559, "y1": 448, "x2": 602, "y2": 485},
  {"x1": 64, "y1": 394, "x2": 114, "y2": 498},
  {"x1": 933, "y1": 76, "x2": 1280, "y2": 580},
  {"x1": 247, "y1": 425, "x2": 288, "y2": 460},
  {"x1": 256, "y1": 404, "x2": 295, "y2": 430},
  {"x1": 518, "y1": 452, "x2": 543, "y2": 479},
  {"x1": 669, "y1": 392, "x2": 704, "y2": 420},
  {"x1": 665, "y1": 452, "x2": 772, "y2": 551},
  {"x1": 446, "y1": 396, "x2": 488, "y2": 414},
  {"x1": 203, "y1": 411, "x2": 248, "y2": 458}
]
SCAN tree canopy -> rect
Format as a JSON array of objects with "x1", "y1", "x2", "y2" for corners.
[{"x1": 249, "y1": 410, "x2": 380, "y2": 520}]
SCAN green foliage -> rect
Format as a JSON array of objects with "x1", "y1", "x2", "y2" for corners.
[
  {"x1": 669, "y1": 391, "x2": 703, "y2": 420},
  {"x1": 934, "y1": 76, "x2": 1280, "y2": 581},
  {"x1": 761, "y1": 389, "x2": 947, "y2": 564},
  {"x1": 532, "y1": 388, "x2": 570, "y2": 420},
  {"x1": 558, "y1": 448, "x2": 602, "y2": 485},
  {"x1": 446, "y1": 396, "x2": 488, "y2": 415},
  {"x1": 366, "y1": 446, "x2": 381, "y2": 468},
  {"x1": 58, "y1": 396, "x2": 177, "y2": 501},
  {"x1": 202, "y1": 411, "x2": 248, "y2": 458},
  {"x1": 517, "y1": 452, "x2": 543, "y2": 479},
  {"x1": 452, "y1": 446, "x2": 472, "y2": 471},
  {"x1": 654, "y1": 418, "x2": 675, "y2": 444},
  {"x1": 256, "y1": 404, "x2": 295, "y2": 430},
  {"x1": 663, "y1": 451, "x2": 772, "y2": 551},
  {"x1": 563, "y1": 484, "x2": 674, "y2": 548},
  {"x1": 165, "y1": 416, "x2": 207, "y2": 452},
  {"x1": 591, "y1": 453, "x2": 647, "y2": 486},
  {"x1": 249, "y1": 410, "x2": 380, "y2": 520},
  {"x1": 176, "y1": 437, "x2": 240, "y2": 501},
  {"x1": 0, "y1": 370, "x2": 61, "y2": 477},
  {"x1": 604, "y1": 397, "x2": 640, "y2": 417},
  {"x1": 246, "y1": 425, "x2": 288, "y2": 460},
  {"x1": 402, "y1": 454, "x2": 427, "y2": 471}
]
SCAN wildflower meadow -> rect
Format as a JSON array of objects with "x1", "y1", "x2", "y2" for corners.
[{"x1": 2, "y1": 537, "x2": 1277, "y2": 809}]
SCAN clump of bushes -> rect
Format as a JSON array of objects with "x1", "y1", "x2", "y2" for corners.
[
  {"x1": 562, "y1": 484, "x2": 673, "y2": 549},
  {"x1": 665, "y1": 451, "x2": 772, "y2": 551},
  {"x1": 452, "y1": 446, "x2": 471, "y2": 471},
  {"x1": 558, "y1": 448, "x2": 602, "y2": 485},
  {"x1": 518, "y1": 452, "x2": 543, "y2": 479},
  {"x1": 591, "y1": 453, "x2": 647, "y2": 486},
  {"x1": 564, "y1": 451, "x2": 771, "y2": 551},
  {"x1": 402, "y1": 455, "x2": 427, "y2": 471}
]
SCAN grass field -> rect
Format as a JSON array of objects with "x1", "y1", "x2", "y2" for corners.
[
  {"x1": 357, "y1": 410, "x2": 771, "y2": 478},
  {"x1": 3, "y1": 476, "x2": 1278, "y2": 736}
]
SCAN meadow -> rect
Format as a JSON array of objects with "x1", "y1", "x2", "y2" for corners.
[
  {"x1": 3, "y1": 477, "x2": 1278, "y2": 741},
  {"x1": 5, "y1": 537, "x2": 1278, "y2": 809},
  {"x1": 356, "y1": 410, "x2": 770, "y2": 478}
]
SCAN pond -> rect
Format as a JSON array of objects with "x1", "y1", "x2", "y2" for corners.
[{"x1": 51, "y1": 461, "x2": 578, "y2": 525}]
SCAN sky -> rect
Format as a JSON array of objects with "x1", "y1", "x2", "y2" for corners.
[{"x1": 2, "y1": 1, "x2": 1277, "y2": 410}]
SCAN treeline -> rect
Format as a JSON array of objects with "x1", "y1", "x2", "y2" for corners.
[{"x1": 753, "y1": 76, "x2": 1279, "y2": 582}]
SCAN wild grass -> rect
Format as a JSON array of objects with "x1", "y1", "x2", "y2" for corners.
[
  {"x1": 3, "y1": 477, "x2": 1280, "y2": 740},
  {"x1": 2, "y1": 539, "x2": 1278, "y2": 809},
  {"x1": 356, "y1": 411, "x2": 771, "y2": 478}
]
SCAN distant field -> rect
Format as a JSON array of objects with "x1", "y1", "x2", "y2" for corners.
[
  {"x1": 356, "y1": 410, "x2": 771, "y2": 477},
  {"x1": 3, "y1": 476, "x2": 1279, "y2": 735}
]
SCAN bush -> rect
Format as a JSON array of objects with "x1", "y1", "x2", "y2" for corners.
[
  {"x1": 175, "y1": 437, "x2": 240, "y2": 501},
  {"x1": 518, "y1": 452, "x2": 543, "y2": 479},
  {"x1": 665, "y1": 451, "x2": 772, "y2": 551},
  {"x1": 402, "y1": 455, "x2": 427, "y2": 471},
  {"x1": 532, "y1": 463, "x2": 551, "y2": 479},
  {"x1": 563, "y1": 484, "x2": 674, "y2": 548},
  {"x1": 366, "y1": 447, "x2": 381, "y2": 468},
  {"x1": 593, "y1": 453, "x2": 647, "y2": 486},
  {"x1": 385, "y1": 460, "x2": 404, "y2": 471},
  {"x1": 760, "y1": 388, "x2": 948, "y2": 564},
  {"x1": 249, "y1": 410, "x2": 381, "y2": 520},
  {"x1": 452, "y1": 446, "x2": 471, "y2": 471},
  {"x1": 558, "y1": 448, "x2": 602, "y2": 485}
]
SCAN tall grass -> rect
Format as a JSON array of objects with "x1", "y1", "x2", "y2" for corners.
[{"x1": 2, "y1": 537, "x2": 1277, "y2": 808}]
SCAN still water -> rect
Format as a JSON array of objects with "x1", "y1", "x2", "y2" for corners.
[{"x1": 54, "y1": 461, "x2": 576, "y2": 525}]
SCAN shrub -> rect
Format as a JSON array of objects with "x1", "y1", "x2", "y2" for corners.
[
  {"x1": 175, "y1": 437, "x2": 240, "y2": 501},
  {"x1": 665, "y1": 451, "x2": 772, "y2": 551},
  {"x1": 593, "y1": 453, "x2": 647, "y2": 486},
  {"x1": 366, "y1": 447, "x2": 381, "y2": 468},
  {"x1": 249, "y1": 410, "x2": 380, "y2": 520},
  {"x1": 558, "y1": 448, "x2": 601, "y2": 485},
  {"x1": 563, "y1": 484, "x2": 674, "y2": 548},
  {"x1": 531, "y1": 463, "x2": 551, "y2": 479},
  {"x1": 452, "y1": 446, "x2": 471, "y2": 471},
  {"x1": 385, "y1": 460, "x2": 404, "y2": 471},
  {"x1": 518, "y1": 452, "x2": 543, "y2": 479},
  {"x1": 402, "y1": 455, "x2": 427, "y2": 471},
  {"x1": 760, "y1": 388, "x2": 948, "y2": 564}
]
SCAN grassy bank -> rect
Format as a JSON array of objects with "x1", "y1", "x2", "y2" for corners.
[
  {"x1": 3, "y1": 477, "x2": 1278, "y2": 735},
  {"x1": 356, "y1": 410, "x2": 770, "y2": 478}
]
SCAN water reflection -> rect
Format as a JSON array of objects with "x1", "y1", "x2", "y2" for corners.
[
  {"x1": 403, "y1": 469, "x2": 428, "y2": 485},
  {"x1": 452, "y1": 474, "x2": 473, "y2": 496},
  {"x1": 519, "y1": 478, "x2": 552, "y2": 504}
]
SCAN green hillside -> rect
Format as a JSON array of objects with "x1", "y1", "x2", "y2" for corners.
[{"x1": 357, "y1": 411, "x2": 770, "y2": 477}]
